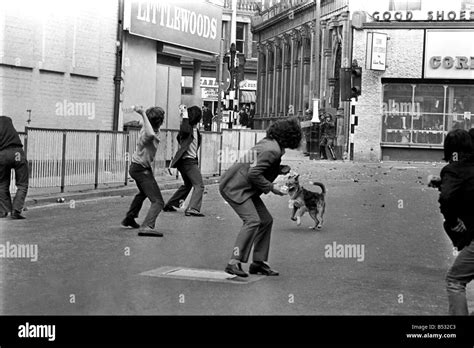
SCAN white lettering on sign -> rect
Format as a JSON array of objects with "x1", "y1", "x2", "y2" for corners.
[{"x1": 136, "y1": 2, "x2": 217, "y2": 40}]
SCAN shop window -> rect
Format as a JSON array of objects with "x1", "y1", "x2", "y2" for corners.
[
  {"x1": 382, "y1": 83, "x2": 474, "y2": 147},
  {"x1": 389, "y1": 0, "x2": 421, "y2": 11},
  {"x1": 236, "y1": 22, "x2": 246, "y2": 54}
]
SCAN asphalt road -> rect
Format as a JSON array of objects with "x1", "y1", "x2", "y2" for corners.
[{"x1": 1, "y1": 159, "x2": 472, "y2": 315}]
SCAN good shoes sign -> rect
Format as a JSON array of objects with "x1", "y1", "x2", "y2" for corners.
[{"x1": 125, "y1": 0, "x2": 222, "y2": 54}]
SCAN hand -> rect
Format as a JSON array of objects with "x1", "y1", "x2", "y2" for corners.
[
  {"x1": 451, "y1": 218, "x2": 467, "y2": 233},
  {"x1": 280, "y1": 165, "x2": 291, "y2": 175},
  {"x1": 133, "y1": 105, "x2": 145, "y2": 115},
  {"x1": 271, "y1": 184, "x2": 286, "y2": 196}
]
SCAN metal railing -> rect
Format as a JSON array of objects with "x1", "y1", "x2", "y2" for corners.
[{"x1": 8, "y1": 127, "x2": 267, "y2": 193}]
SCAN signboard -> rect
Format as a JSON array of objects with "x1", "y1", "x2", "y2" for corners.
[
  {"x1": 424, "y1": 30, "x2": 474, "y2": 79},
  {"x1": 371, "y1": 10, "x2": 474, "y2": 22},
  {"x1": 239, "y1": 79, "x2": 257, "y2": 90},
  {"x1": 125, "y1": 0, "x2": 222, "y2": 54},
  {"x1": 366, "y1": 32, "x2": 387, "y2": 71}
]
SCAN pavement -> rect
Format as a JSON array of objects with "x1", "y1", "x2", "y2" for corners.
[{"x1": 1, "y1": 151, "x2": 473, "y2": 315}]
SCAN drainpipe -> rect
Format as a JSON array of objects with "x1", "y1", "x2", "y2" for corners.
[{"x1": 113, "y1": 0, "x2": 124, "y2": 131}]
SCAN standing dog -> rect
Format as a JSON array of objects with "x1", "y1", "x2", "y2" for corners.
[{"x1": 286, "y1": 174, "x2": 326, "y2": 229}]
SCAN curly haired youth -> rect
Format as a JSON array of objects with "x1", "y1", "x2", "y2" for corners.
[
  {"x1": 187, "y1": 106, "x2": 202, "y2": 126},
  {"x1": 266, "y1": 118, "x2": 302, "y2": 149}
]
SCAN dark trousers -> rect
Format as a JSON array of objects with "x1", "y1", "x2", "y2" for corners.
[
  {"x1": 0, "y1": 147, "x2": 29, "y2": 215},
  {"x1": 320, "y1": 136, "x2": 336, "y2": 160},
  {"x1": 126, "y1": 162, "x2": 164, "y2": 229},
  {"x1": 446, "y1": 239, "x2": 474, "y2": 315},
  {"x1": 165, "y1": 158, "x2": 204, "y2": 212},
  {"x1": 221, "y1": 191, "x2": 273, "y2": 263}
]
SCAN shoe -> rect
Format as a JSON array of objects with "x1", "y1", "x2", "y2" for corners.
[
  {"x1": 163, "y1": 205, "x2": 178, "y2": 212},
  {"x1": 225, "y1": 263, "x2": 248, "y2": 277},
  {"x1": 121, "y1": 217, "x2": 140, "y2": 229},
  {"x1": 10, "y1": 211, "x2": 26, "y2": 220},
  {"x1": 138, "y1": 226, "x2": 163, "y2": 237},
  {"x1": 185, "y1": 208, "x2": 205, "y2": 217},
  {"x1": 249, "y1": 262, "x2": 279, "y2": 276}
]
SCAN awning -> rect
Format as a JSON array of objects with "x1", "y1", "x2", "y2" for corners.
[{"x1": 240, "y1": 91, "x2": 256, "y2": 103}]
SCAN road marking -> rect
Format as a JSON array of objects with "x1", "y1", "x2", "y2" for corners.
[{"x1": 140, "y1": 266, "x2": 265, "y2": 284}]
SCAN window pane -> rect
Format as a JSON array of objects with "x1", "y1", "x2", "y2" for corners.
[
  {"x1": 389, "y1": 0, "x2": 421, "y2": 11},
  {"x1": 382, "y1": 84, "x2": 413, "y2": 143},
  {"x1": 236, "y1": 23, "x2": 245, "y2": 40},
  {"x1": 236, "y1": 41, "x2": 244, "y2": 54},
  {"x1": 411, "y1": 85, "x2": 445, "y2": 145},
  {"x1": 448, "y1": 85, "x2": 474, "y2": 131}
]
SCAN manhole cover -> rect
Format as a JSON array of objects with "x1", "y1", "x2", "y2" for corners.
[{"x1": 140, "y1": 266, "x2": 265, "y2": 284}]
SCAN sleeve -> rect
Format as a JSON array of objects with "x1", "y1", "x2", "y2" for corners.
[
  {"x1": 438, "y1": 166, "x2": 463, "y2": 226},
  {"x1": 248, "y1": 150, "x2": 279, "y2": 194},
  {"x1": 179, "y1": 118, "x2": 192, "y2": 138}
]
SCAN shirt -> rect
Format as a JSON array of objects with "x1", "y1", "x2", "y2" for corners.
[
  {"x1": 131, "y1": 128, "x2": 160, "y2": 169},
  {"x1": 183, "y1": 128, "x2": 199, "y2": 159}
]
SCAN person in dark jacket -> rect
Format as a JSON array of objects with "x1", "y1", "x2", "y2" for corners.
[
  {"x1": 438, "y1": 129, "x2": 474, "y2": 315},
  {"x1": 0, "y1": 116, "x2": 28, "y2": 219},
  {"x1": 163, "y1": 105, "x2": 205, "y2": 217},
  {"x1": 202, "y1": 105, "x2": 213, "y2": 131},
  {"x1": 319, "y1": 113, "x2": 336, "y2": 160},
  {"x1": 220, "y1": 118, "x2": 302, "y2": 277}
]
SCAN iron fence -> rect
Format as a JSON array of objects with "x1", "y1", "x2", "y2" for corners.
[{"x1": 8, "y1": 127, "x2": 267, "y2": 193}]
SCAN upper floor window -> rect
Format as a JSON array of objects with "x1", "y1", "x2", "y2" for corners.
[
  {"x1": 236, "y1": 22, "x2": 247, "y2": 54},
  {"x1": 389, "y1": 0, "x2": 421, "y2": 11}
]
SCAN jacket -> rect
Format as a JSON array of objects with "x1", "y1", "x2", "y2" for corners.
[
  {"x1": 170, "y1": 118, "x2": 201, "y2": 168},
  {"x1": 439, "y1": 160, "x2": 474, "y2": 249},
  {"x1": 219, "y1": 137, "x2": 286, "y2": 204}
]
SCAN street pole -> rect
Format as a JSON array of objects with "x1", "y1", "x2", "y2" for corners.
[
  {"x1": 216, "y1": 38, "x2": 224, "y2": 132},
  {"x1": 310, "y1": 0, "x2": 321, "y2": 160}
]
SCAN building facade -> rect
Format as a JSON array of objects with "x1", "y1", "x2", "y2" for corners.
[
  {"x1": 0, "y1": 0, "x2": 119, "y2": 131},
  {"x1": 351, "y1": 0, "x2": 474, "y2": 162},
  {"x1": 251, "y1": 0, "x2": 352, "y2": 157}
]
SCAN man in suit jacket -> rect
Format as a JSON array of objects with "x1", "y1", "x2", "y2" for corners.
[
  {"x1": 163, "y1": 105, "x2": 205, "y2": 217},
  {"x1": 220, "y1": 118, "x2": 302, "y2": 277}
]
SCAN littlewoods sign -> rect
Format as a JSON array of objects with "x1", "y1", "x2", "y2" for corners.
[{"x1": 127, "y1": 0, "x2": 222, "y2": 54}]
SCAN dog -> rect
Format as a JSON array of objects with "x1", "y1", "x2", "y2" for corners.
[{"x1": 285, "y1": 174, "x2": 326, "y2": 229}]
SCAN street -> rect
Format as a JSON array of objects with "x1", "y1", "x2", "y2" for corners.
[{"x1": 1, "y1": 157, "x2": 472, "y2": 315}]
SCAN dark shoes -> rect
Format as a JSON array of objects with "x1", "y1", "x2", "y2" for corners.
[
  {"x1": 137, "y1": 226, "x2": 163, "y2": 237},
  {"x1": 163, "y1": 205, "x2": 178, "y2": 212},
  {"x1": 121, "y1": 217, "x2": 140, "y2": 229},
  {"x1": 10, "y1": 211, "x2": 26, "y2": 220},
  {"x1": 249, "y1": 261, "x2": 279, "y2": 276},
  {"x1": 225, "y1": 263, "x2": 248, "y2": 277},
  {"x1": 185, "y1": 208, "x2": 205, "y2": 217}
]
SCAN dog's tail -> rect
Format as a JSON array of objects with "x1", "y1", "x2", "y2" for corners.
[{"x1": 311, "y1": 182, "x2": 326, "y2": 194}]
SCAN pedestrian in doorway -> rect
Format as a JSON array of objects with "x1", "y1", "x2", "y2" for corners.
[
  {"x1": 320, "y1": 113, "x2": 336, "y2": 160},
  {"x1": 239, "y1": 107, "x2": 249, "y2": 127},
  {"x1": 220, "y1": 118, "x2": 302, "y2": 277},
  {"x1": 121, "y1": 106, "x2": 165, "y2": 237},
  {"x1": 438, "y1": 129, "x2": 474, "y2": 315},
  {"x1": 0, "y1": 116, "x2": 28, "y2": 219},
  {"x1": 163, "y1": 105, "x2": 205, "y2": 217}
]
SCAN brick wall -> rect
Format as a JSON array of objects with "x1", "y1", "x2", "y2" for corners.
[
  {"x1": 0, "y1": 0, "x2": 118, "y2": 131},
  {"x1": 351, "y1": 28, "x2": 424, "y2": 162}
]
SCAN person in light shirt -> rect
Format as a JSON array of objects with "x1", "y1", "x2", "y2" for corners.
[{"x1": 121, "y1": 106, "x2": 165, "y2": 237}]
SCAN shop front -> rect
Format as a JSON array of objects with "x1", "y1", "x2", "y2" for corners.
[
  {"x1": 121, "y1": 0, "x2": 222, "y2": 129},
  {"x1": 352, "y1": 13, "x2": 474, "y2": 162}
]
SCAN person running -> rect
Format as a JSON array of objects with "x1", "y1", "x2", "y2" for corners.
[
  {"x1": 220, "y1": 118, "x2": 302, "y2": 277},
  {"x1": 121, "y1": 106, "x2": 165, "y2": 237},
  {"x1": 163, "y1": 105, "x2": 205, "y2": 217},
  {"x1": 0, "y1": 116, "x2": 29, "y2": 219}
]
